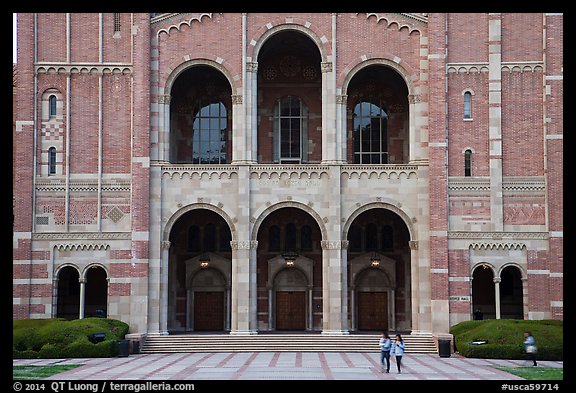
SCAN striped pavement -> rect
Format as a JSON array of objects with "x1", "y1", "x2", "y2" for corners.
[{"x1": 14, "y1": 352, "x2": 563, "y2": 381}]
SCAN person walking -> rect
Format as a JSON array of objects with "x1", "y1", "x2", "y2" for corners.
[
  {"x1": 379, "y1": 332, "x2": 392, "y2": 373},
  {"x1": 523, "y1": 331, "x2": 538, "y2": 366},
  {"x1": 391, "y1": 334, "x2": 405, "y2": 374}
]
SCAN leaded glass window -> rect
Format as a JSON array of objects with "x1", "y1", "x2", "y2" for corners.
[{"x1": 353, "y1": 101, "x2": 388, "y2": 164}]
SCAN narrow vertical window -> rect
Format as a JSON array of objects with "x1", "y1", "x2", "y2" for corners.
[
  {"x1": 300, "y1": 225, "x2": 312, "y2": 251},
  {"x1": 48, "y1": 147, "x2": 57, "y2": 175},
  {"x1": 463, "y1": 91, "x2": 472, "y2": 119},
  {"x1": 464, "y1": 149, "x2": 472, "y2": 177},
  {"x1": 114, "y1": 13, "x2": 121, "y2": 33},
  {"x1": 49, "y1": 95, "x2": 57, "y2": 118},
  {"x1": 353, "y1": 101, "x2": 388, "y2": 164},
  {"x1": 269, "y1": 226, "x2": 281, "y2": 252},
  {"x1": 273, "y1": 96, "x2": 307, "y2": 163}
]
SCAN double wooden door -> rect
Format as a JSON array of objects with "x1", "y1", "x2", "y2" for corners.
[
  {"x1": 357, "y1": 291, "x2": 388, "y2": 331},
  {"x1": 276, "y1": 291, "x2": 306, "y2": 330},
  {"x1": 194, "y1": 291, "x2": 224, "y2": 331}
]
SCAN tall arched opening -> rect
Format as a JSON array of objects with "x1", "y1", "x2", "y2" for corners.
[
  {"x1": 347, "y1": 208, "x2": 411, "y2": 332},
  {"x1": 167, "y1": 208, "x2": 233, "y2": 332}
]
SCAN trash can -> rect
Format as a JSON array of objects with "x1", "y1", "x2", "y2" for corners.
[
  {"x1": 117, "y1": 339, "x2": 130, "y2": 357},
  {"x1": 438, "y1": 338, "x2": 451, "y2": 358},
  {"x1": 131, "y1": 340, "x2": 140, "y2": 354}
]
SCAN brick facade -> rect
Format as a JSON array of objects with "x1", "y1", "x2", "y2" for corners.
[{"x1": 13, "y1": 13, "x2": 563, "y2": 335}]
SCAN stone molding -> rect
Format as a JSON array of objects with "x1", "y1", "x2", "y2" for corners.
[
  {"x1": 320, "y1": 240, "x2": 348, "y2": 250},
  {"x1": 449, "y1": 231, "x2": 548, "y2": 240},
  {"x1": 35, "y1": 64, "x2": 132, "y2": 75},
  {"x1": 154, "y1": 13, "x2": 215, "y2": 36},
  {"x1": 470, "y1": 242, "x2": 526, "y2": 250},
  {"x1": 35, "y1": 179, "x2": 131, "y2": 193},
  {"x1": 54, "y1": 243, "x2": 110, "y2": 251},
  {"x1": 363, "y1": 13, "x2": 426, "y2": 34},
  {"x1": 447, "y1": 61, "x2": 544, "y2": 74},
  {"x1": 341, "y1": 165, "x2": 418, "y2": 180},
  {"x1": 33, "y1": 232, "x2": 131, "y2": 240}
]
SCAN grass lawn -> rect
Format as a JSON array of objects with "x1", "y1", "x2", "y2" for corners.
[
  {"x1": 13, "y1": 365, "x2": 83, "y2": 380},
  {"x1": 494, "y1": 366, "x2": 563, "y2": 380}
]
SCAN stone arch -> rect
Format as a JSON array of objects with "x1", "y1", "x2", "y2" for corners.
[
  {"x1": 250, "y1": 200, "x2": 328, "y2": 243},
  {"x1": 81, "y1": 263, "x2": 109, "y2": 281},
  {"x1": 340, "y1": 57, "x2": 417, "y2": 95},
  {"x1": 250, "y1": 22, "x2": 329, "y2": 63},
  {"x1": 164, "y1": 58, "x2": 237, "y2": 98},
  {"x1": 163, "y1": 203, "x2": 237, "y2": 243},
  {"x1": 497, "y1": 262, "x2": 527, "y2": 280},
  {"x1": 342, "y1": 201, "x2": 415, "y2": 242}
]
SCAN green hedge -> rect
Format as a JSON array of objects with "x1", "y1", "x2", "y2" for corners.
[
  {"x1": 451, "y1": 319, "x2": 563, "y2": 361},
  {"x1": 13, "y1": 318, "x2": 129, "y2": 359}
]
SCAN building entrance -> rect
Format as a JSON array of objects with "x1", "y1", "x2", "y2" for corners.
[
  {"x1": 193, "y1": 291, "x2": 225, "y2": 331},
  {"x1": 357, "y1": 291, "x2": 388, "y2": 331},
  {"x1": 275, "y1": 291, "x2": 306, "y2": 330}
]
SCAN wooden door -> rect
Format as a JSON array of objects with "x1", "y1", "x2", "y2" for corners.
[
  {"x1": 357, "y1": 291, "x2": 388, "y2": 331},
  {"x1": 194, "y1": 291, "x2": 224, "y2": 331},
  {"x1": 276, "y1": 291, "x2": 306, "y2": 330}
]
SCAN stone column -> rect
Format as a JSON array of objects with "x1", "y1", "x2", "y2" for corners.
[
  {"x1": 321, "y1": 240, "x2": 349, "y2": 335},
  {"x1": 159, "y1": 240, "x2": 170, "y2": 335},
  {"x1": 158, "y1": 94, "x2": 171, "y2": 162},
  {"x1": 230, "y1": 240, "x2": 257, "y2": 334},
  {"x1": 335, "y1": 94, "x2": 347, "y2": 162},
  {"x1": 494, "y1": 277, "x2": 501, "y2": 319},
  {"x1": 521, "y1": 277, "x2": 528, "y2": 320},
  {"x1": 307, "y1": 285, "x2": 313, "y2": 331},
  {"x1": 246, "y1": 61, "x2": 258, "y2": 163},
  {"x1": 321, "y1": 62, "x2": 336, "y2": 163},
  {"x1": 488, "y1": 13, "x2": 504, "y2": 230},
  {"x1": 79, "y1": 278, "x2": 86, "y2": 319},
  {"x1": 231, "y1": 94, "x2": 245, "y2": 163}
]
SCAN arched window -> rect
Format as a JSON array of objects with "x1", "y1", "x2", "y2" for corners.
[
  {"x1": 273, "y1": 96, "x2": 308, "y2": 163},
  {"x1": 382, "y1": 225, "x2": 393, "y2": 250},
  {"x1": 188, "y1": 225, "x2": 201, "y2": 252},
  {"x1": 300, "y1": 225, "x2": 312, "y2": 251},
  {"x1": 219, "y1": 224, "x2": 231, "y2": 251},
  {"x1": 285, "y1": 223, "x2": 297, "y2": 251},
  {"x1": 269, "y1": 225, "x2": 281, "y2": 252},
  {"x1": 204, "y1": 223, "x2": 216, "y2": 251},
  {"x1": 191, "y1": 101, "x2": 228, "y2": 164},
  {"x1": 49, "y1": 95, "x2": 57, "y2": 118},
  {"x1": 353, "y1": 101, "x2": 388, "y2": 164},
  {"x1": 48, "y1": 147, "x2": 57, "y2": 175},
  {"x1": 349, "y1": 224, "x2": 362, "y2": 252},
  {"x1": 366, "y1": 223, "x2": 378, "y2": 251},
  {"x1": 463, "y1": 91, "x2": 472, "y2": 119},
  {"x1": 464, "y1": 149, "x2": 472, "y2": 177}
]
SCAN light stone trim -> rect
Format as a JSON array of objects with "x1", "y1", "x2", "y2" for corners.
[
  {"x1": 154, "y1": 13, "x2": 214, "y2": 36},
  {"x1": 33, "y1": 232, "x2": 131, "y2": 240},
  {"x1": 469, "y1": 242, "x2": 526, "y2": 250},
  {"x1": 341, "y1": 165, "x2": 418, "y2": 180},
  {"x1": 363, "y1": 13, "x2": 426, "y2": 34},
  {"x1": 449, "y1": 231, "x2": 548, "y2": 240},
  {"x1": 54, "y1": 243, "x2": 110, "y2": 251},
  {"x1": 162, "y1": 165, "x2": 239, "y2": 180},
  {"x1": 320, "y1": 240, "x2": 348, "y2": 250},
  {"x1": 446, "y1": 61, "x2": 544, "y2": 74},
  {"x1": 35, "y1": 179, "x2": 131, "y2": 193},
  {"x1": 35, "y1": 64, "x2": 132, "y2": 75}
]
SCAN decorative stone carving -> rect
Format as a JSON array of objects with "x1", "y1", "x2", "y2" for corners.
[{"x1": 320, "y1": 62, "x2": 333, "y2": 73}]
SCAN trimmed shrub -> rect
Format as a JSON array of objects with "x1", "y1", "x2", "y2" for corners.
[
  {"x1": 13, "y1": 318, "x2": 129, "y2": 359},
  {"x1": 451, "y1": 319, "x2": 563, "y2": 361}
]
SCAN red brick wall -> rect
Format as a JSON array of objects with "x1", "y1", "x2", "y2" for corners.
[
  {"x1": 37, "y1": 13, "x2": 67, "y2": 62},
  {"x1": 447, "y1": 13, "x2": 488, "y2": 63}
]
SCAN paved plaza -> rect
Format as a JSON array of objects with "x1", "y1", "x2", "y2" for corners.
[{"x1": 14, "y1": 352, "x2": 563, "y2": 381}]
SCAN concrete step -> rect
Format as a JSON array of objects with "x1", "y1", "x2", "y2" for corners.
[{"x1": 140, "y1": 334, "x2": 439, "y2": 354}]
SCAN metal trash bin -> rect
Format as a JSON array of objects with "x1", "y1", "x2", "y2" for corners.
[
  {"x1": 131, "y1": 340, "x2": 140, "y2": 354},
  {"x1": 117, "y1": 339, "x2": 130, "y2": 357},
  {"x1": 438, "y1": 338, "x2": 451, "y2": 358}
]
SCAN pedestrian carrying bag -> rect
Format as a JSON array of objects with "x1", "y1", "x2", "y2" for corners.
[{"x1": 526, "y1": 345, "x2": 537, "y2": 353}]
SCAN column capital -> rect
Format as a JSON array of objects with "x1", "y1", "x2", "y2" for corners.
[
  {"x1": 158, "y1": 94, "x2": 171, "y2": 104},
  {"x1": 161, "y1": 240, "x2": 171, "y2": 250},
  {"x1": 246, "y1": 61, "x2": 258, "y2": 73},
  {"x1": 231, "y1": 94, "x2": 243, "y2": 104},
  {"x1": 321, "y1": 240, "x2": 348, "y2": 250},
  {"x1": 231, "y1": 240, "x2": 258, "y2": 250},
  {"x1": 336, "y1": 94, "x2": 348, "y2": 105},
  {"x1": 409, "y1": 240, "x2": 419, "y2": 250},
  {"x1": 408, "y1": 94, "x2": 421, "y2": 104},
  {"x1": 321, "y1": 62, "x2": 333, "y2": 73}
]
